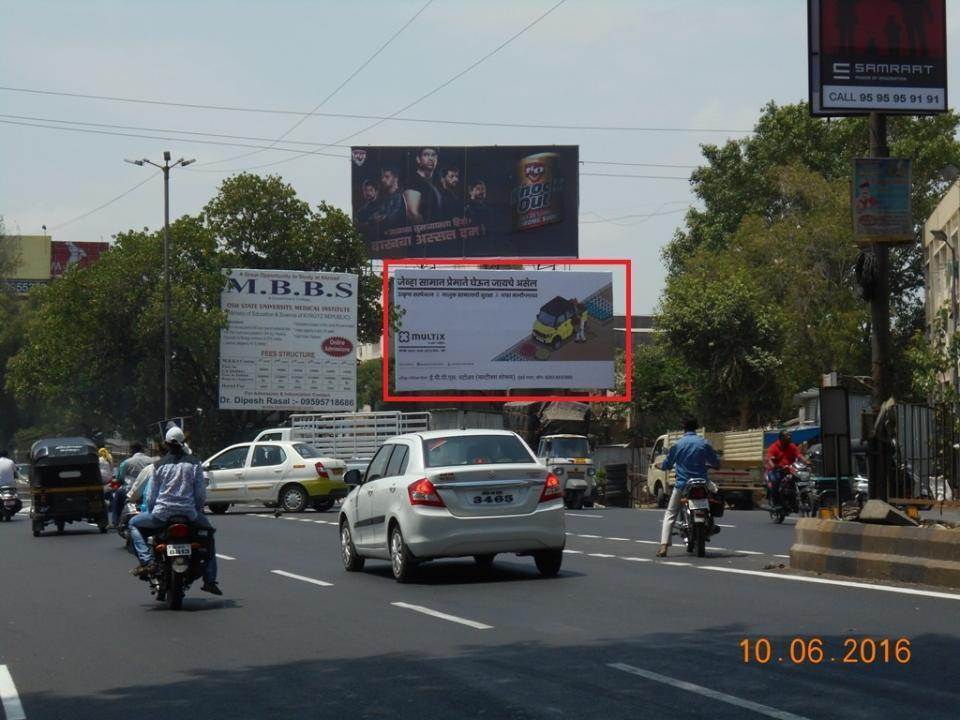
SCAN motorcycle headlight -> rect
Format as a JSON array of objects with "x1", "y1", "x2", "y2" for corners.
[
  {"x1": 587, "y1": 467, "x2": 596, "y2": 477},
  {"x1": 552, "y1": 466, "x2": 565, "y2": 476}
]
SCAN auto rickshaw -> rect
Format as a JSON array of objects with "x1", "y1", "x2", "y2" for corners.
[{"x1": 30, "y1": 437, "x2": 109, "y2": 536}]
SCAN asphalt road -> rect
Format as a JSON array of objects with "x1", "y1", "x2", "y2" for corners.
[{"x1": 1, "y1": 503, "x2": 958, "y2": 720}]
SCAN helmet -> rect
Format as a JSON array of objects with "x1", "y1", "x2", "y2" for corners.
[{"x1": 165, "y1": 426, "x2": 186, "y2": 445}]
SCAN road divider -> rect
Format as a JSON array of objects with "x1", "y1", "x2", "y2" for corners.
[
  {"x1": 0, "y1": 665, "x2": 26, "y2": 720},
  {"x1": 390, "y1": 602, "x2": 492, "y2": 630},
  {"x1": 270, "y1": 570, "x2": 333, "y2": 587},
  {"x1": 608, "y1": 663, "x2": 810, "y2": 720}
]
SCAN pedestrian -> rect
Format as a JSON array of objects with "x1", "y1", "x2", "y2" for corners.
[
  {"x1": 577, "y1": 309, "x2": 588, "y2": 343},
  {"x1": 571, "y1": 312, "x2": 582, "y2": 344},
  {"x1": 654, "y1": 416, "x2": 720, "y2": 558}
]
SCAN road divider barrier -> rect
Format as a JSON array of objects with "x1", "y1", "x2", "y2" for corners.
[{"x1": 790, "y1": 518, "x2": 960, "y2": 589}]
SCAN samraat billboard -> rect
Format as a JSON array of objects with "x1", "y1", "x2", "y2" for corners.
[
  {"x1": 351, "y1": 145, "x2": 578, "y2": 259},
  {"x1": 809, "y1": 0, "x2": 947, "y2": 115},
  {"x1": 50, "y1": 241, "x2": 110, "y2": 277},
  {"x1": 218, "y1": 268, "x2": 357, "y2": 412},
  {"x1": 391, "y1": 268, "x2": 614, "y2": 392}
]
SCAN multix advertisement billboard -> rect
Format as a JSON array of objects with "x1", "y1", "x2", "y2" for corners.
[
  {"x1": 351, "y1": 145, "x2": 578, "y2": 258},
  {"x1": 391, "y1": 268, "x2": 614, "y2": 392},
  {"x1": 809, "y1": 0, "x2": 947, "y2": 115}
]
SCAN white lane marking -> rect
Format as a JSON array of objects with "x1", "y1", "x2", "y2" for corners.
[
  {"x1": 621, "y1": 557, "x2": 652, "y2": 563},
  {"x1": 563, "y1": 549, "x2": 584, "y2": 554},
  {"x1": 587, "y1": 553, "x2": 616, "y2": 558},
  {"x1": 634, "y1": 540, "x2": 659, "y2": 545},
  {"x1": 566, "y1": 513, "x2": 604, "y2": 518},
  {"x1": 734, "y1": 550, "x2": 764, "y2": 556},
  {"x1": 215, "y1": 554, "x2": 236, "y2": 561},
  {"x1": 298, "y1": 518, "x2": 314, "y2": 522},
  {"x1": 773, "y1": 554, "x2": 790, "y2": 559},
  {"x1": 0, "y1": 665, "x2": 26, "y2": 720},
  {"x1": 605, "y1": 537, "x2": 630, "y2": 541},
  {"x1": 270, "y1": 570, "x2": 333, "y2": 587},
  {"x1": 282, "y1": 517, "x2": 298, "y2": 521},
  {"x1": 609, "y1": 663, "x2": 810, "y2": 720},
  {"x1": 660, "y1": 561, "x2": 692, "y2": 566},
  {"x1": 577, "y1": 534, "x2": 601, "y2": 538},
  {"x1": 391, "y1": 602, "x2": 492, "y2": 630},
  {"x1": 699, "y1": 566, "x2": 960, "y2": 601},
  {"x1": 717, "y1": 524, "x2": 736, "y2": 528}
]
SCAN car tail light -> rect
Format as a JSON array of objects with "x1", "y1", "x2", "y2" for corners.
[
  {"x1": 539, "y1": 473, "x2": 562, "y2": 503},
  {"x1": 688, "y1": 485, "x2": 707, "y2": 500},
  {"x1": 110, "y1": 481, "x2": 121, "y2": 490},
  {"x1": 315, "y1": 462, "x2": 329, "y2": 479},
  {"x1": 168, "y1": 523, "x2": 190, "y2": 539},
  {"x1": 408, "y1": 478, "x2": 444, "y2": 507}
]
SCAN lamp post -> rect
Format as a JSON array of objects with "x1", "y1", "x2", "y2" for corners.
[{"x1": 124, "y1": 152, "x2": 196, "y2": 420}]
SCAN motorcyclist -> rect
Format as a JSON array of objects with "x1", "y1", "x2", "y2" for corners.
[
  {"x1": 764, "y1": 431, "x2": 808, "y2": 508},
  {"x1": 110, "y1": 443, "x2": 152, "y2": 528},
  {"x1": 654, "y1": 416, "x2": 720, "y2": 558},
  {"x1": 128, "y1": 427, "x2": 222, "y2": 595}
]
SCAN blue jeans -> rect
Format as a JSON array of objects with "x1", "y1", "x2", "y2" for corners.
[{"x1": 129, "y1": 512, "x2": 218, "y2": 583}]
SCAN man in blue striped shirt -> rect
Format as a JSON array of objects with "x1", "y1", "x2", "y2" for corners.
[{"x1": 655, "y1": 416, "x2": 720, "y2": 557}]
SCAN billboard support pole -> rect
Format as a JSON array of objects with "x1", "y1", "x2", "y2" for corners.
[{"x1": 868, "y1": 112, "x2": 891, "y2": 502}]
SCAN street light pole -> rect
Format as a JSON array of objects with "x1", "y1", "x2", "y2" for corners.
[{"x1": 124, "y1": 152, "x2": 196, "y2": 420}]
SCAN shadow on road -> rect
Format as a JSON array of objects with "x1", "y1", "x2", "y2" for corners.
[{"x1": 361, "y1": 558, "x2": 585, "y2": 585}]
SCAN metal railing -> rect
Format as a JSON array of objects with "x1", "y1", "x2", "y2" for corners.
[{"x1": 888, "y1": 403, "x2": 958, "y2": 504}]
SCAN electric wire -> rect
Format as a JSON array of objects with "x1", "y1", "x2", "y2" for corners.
[
  {"x1": 197, "y1": 0, "x2": 435, "y2": 168},
  {"x1": 49, "y1": 171, "x2": 160, "y2": 231}
]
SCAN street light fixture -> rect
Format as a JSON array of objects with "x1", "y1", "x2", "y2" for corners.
[{"x1": 124, "y1": 151, "x2": 196, "y2": 421}]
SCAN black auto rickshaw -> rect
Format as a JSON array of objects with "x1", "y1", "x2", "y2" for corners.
[{"x1": 30, "y1": 437, "x2": 108, "y2": 536}]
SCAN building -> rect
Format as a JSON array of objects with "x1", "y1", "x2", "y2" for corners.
[
  {"x1": 2, "y1": 234, "x2": 51, "y2": 294},
  {"x1": 923, "y1": 181, "x2": 960, "y2": 339},
  {"x1": 613, "y1": 314, "x2": 657, "y2": 350}
]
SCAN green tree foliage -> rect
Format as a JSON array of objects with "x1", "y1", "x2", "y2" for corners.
[
  {"x1": 6, "y1": 175, "x2": 380, "y2": 453},
  {"x1": 625, "y1": 340, "x2": 696, "y2": 441}
]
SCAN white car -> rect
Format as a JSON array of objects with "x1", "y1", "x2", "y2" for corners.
[
  {"x1": 338, "y1": 429, "x2": 566, "y2": 582},
  {"x1": 202, "y1": 441, "x2": 349, "y2": 513}
]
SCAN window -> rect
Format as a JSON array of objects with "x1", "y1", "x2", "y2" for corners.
[
  {"x1": 260, "y1": 432, "x2": 282, "y2": 441},
  {"x1": 251, "y1": 445, "x2": 286, "y2": 468},
  {"x1": 365, "y1": 445, "x2": 395, "y2": 482},
  {"x1": 422, "y1": 435, "x2": 534, "y2": 468},
  {"x1": 650, "y1": 438, "x2": 664, "y2": 464},
  {"x1": 547, "y1": 437, "x2": 590, "y2": 458},
  {"x1": 209, "y1": 446, "x2": 249, "y2": 471},
  {"x1": 292, "y1": 443, "x2": 322, "y2": 459},
  {"x1": 385, "y1": 445, "x2": 409, "y2": 477}
]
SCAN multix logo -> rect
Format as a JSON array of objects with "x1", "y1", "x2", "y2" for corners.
[{"x1": 397, "y1": 331, "x2": 445, "y2": 343}]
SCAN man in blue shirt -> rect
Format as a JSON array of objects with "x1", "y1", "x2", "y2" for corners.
[{"x1": 656, "y1": 416, "x2": 720, "y2": 557}]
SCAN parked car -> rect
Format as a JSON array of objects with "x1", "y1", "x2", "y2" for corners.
[
  {"x1": 338, "y1": 429, "x2": 566, "y2": 582},
  {"x1": 202, "y1": 441, "x2": 349, "y2": 513}
]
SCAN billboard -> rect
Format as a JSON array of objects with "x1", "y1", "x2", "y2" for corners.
[
  {"x1": 50, "y1": 241, "x2": 110, "y2": 277},
  {"x1": 809, "y1": 0, "x2": 947, "y2": 115},
  {"x1": 351, "y1": 145, "x2": 578, "y2": 259},
  {"x1": 852, "y1": 158, "x2": 913, "y2": 243},
  {"x1": 391, "y1": 268, "x2": 614, "y2": 393},
  {"x1": 218, "y1": 268, "x2": 358, "y2": 412}
]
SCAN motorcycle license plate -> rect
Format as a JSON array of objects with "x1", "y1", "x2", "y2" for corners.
[
  {"x1": 166, "y1": 544, "x2": 192, "y2": 557},
  {"x1": 3, "y1": 500, "x2": 15, "y2": 506},
  {"x1": 688, "y1": 499, "x2": 709, "y2": 510},
  {"x1": 471, "y1": 490, "x2": 515, "y2": 505}
]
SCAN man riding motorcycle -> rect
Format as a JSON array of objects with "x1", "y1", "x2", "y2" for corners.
[
  {"x1": 655, "y1": 416, "x2": 720, "y2": 558},
  {"x1": 764, "y1": 431, "x2": 808, "y2": 509},
  {"x1": 110, "y1": 443, "x2": 153, "y2": 528},
  {"x1": 128, "y1": 427, "x2": 222, "y2": 595}
]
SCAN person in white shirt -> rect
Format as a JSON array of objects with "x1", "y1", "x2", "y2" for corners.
[{"x1": 0, "y1": 451, "x2": 16, "y2": 486}]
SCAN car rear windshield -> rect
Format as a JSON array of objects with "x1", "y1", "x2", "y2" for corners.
[
  {"x1": 422, "y1": 435, "x2": 534, "y2": 467},
  {"x1": 292, "y1": 443, "x2": 322, "y2": 459}
]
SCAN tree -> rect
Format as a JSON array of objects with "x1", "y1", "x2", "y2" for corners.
[
  {"x1": 0, "y1": 216, "x2": 22, "y2": 282},
  {"x1": 626, "y1": 340, "x2": 696, "y2": 441}
]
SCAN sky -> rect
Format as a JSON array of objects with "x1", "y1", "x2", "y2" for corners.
[{"x1": 2, "y1": 0, "x2": 960, "y2": 313}]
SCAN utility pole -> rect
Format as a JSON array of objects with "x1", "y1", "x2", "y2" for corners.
[
  {"x1": 124, "y1": 152, "x2": 196, "y2": 421},
  {"x1": 868, "y1": 113, "x2": 890, "y2": 502}
]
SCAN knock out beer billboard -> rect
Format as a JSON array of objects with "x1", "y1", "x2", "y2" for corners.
[
  {"x1": 809, "y1": 0, "x2": 947, "y2": 115},
  {"x1": 351, "y1": 145, "x2": 579, "y2": 259}
]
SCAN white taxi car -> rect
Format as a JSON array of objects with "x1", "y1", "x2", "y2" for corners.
[
  {"x1": 338, "y1": 430, "x2": 565, "y2": 582},
  {"x1": 202, "y1": 441, "x2": 348, "y2": 513}
]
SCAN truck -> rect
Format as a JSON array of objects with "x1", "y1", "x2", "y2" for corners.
[
  {"x1": 645, "y1": 427, "x2": 820, "y2": 510},
  {"x1": 503, "y1": 401, "x2": 596, "y2": 509}
]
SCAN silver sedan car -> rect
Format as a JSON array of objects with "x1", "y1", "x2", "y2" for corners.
[{"x1": 338, "y1": 430, "x2": 566, "y2": 582}]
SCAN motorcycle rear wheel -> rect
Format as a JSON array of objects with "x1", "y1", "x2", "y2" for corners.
[
  {"x1": 167, "y1": 572, "x2": 185, "y2": 611},
  {"x1": 695, "y1": 524, "x2": 706, "y2": 557}
]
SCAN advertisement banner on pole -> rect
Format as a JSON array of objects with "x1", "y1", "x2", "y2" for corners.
[
  {"x1": 392, "y1": 268, "x2": 614, "y2": 392},
  {"x1": 50, "y1": 241, "x2": 110, "y2": 277},
  {"x1": 218, "y1": 269, "x2": 357, "y2": 412},
  {"x1": 852, "y1": 158, "x2": 913, "y2": 243},
  {"x1": 809, "y1": 0, "x2": 947, "y2": 115},
  {"x1": 351, "y1": 145, "x2": 578, "y2": 259}
]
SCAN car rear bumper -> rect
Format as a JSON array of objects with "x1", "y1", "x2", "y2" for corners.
[
  {"x1": 303, "y1": 478, "x2": 349, "y2": 499},
  {"x1": 401, "y1": 502, "x2": 565, "y2": 559}
]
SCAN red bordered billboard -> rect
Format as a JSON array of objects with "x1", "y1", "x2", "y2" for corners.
[{"x1": 382, "y1": 258, "x2": 631, "y2": 404}]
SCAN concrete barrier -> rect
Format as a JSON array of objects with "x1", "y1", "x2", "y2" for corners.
[{"x1": 790, "y1": 518, "x2": 960, "y2": 589}]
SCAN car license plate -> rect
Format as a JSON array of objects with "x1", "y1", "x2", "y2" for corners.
[
  {"x1": 688, "y1": 498, "x2": 709, "y2": 510},
  {"x1": 471, "y1": 490, "x2": 515, "y2": 505},
  {"x1": 166, "y1": 544, "x2": 192, "y2": 557}
]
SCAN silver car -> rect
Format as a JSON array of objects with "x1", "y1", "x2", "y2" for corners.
[{"x1": 338, "y1": 430, "x2": 566, "y2": 582}]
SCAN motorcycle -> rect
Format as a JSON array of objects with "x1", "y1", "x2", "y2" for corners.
[
  {"x1": 769, "y1": 462, "x2": 815, "y2": 523},
  {"x1": 0, "y1": 485, "x2": 23, "y2": 521},
  {"x1": 673, "y1": 478, "x2": 721, "y2": 557},
  {"x1": 138, "y1": 516, "x2": 215, "y2": 610}
]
